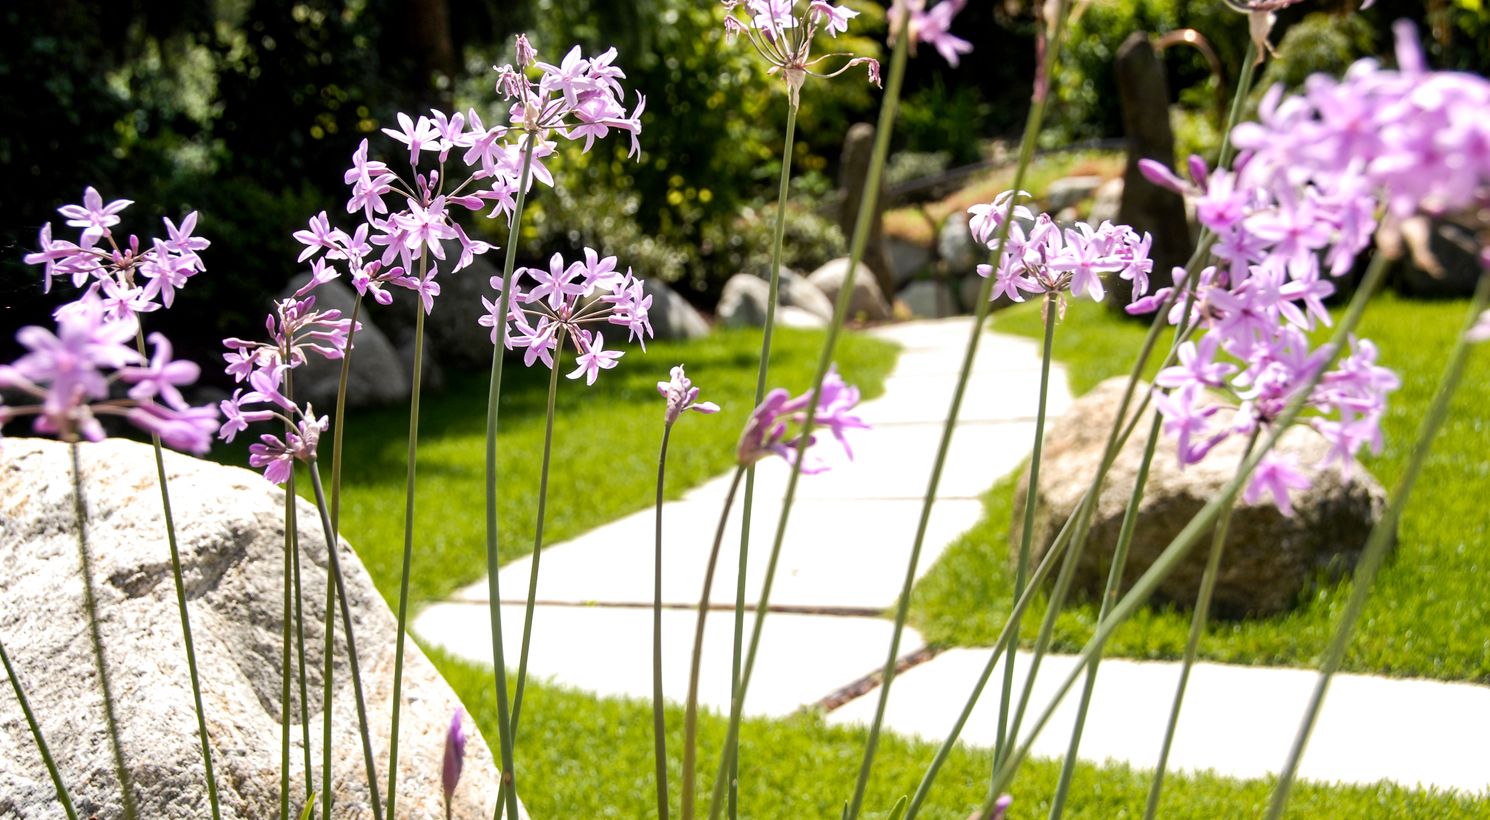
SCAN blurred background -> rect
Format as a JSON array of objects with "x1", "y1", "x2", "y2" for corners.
[{"x1": 1, "y1": 0, "x2": 1482, "y2": 376}]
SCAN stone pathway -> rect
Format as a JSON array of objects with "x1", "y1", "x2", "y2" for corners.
[{"x1": 414, "y1": 317, "x2": 1490, "y2": 796}]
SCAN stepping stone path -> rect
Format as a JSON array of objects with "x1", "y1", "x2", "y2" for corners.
[{"x1": 415, "y1": 317, "x2": 1490, "y2": 796}]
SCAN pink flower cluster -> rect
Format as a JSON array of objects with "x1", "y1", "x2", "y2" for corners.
[
  {"x1": 889, "y1": 0, "x2": 972, "y2": 67},
  {"x1": 24, "y1": 187, "x2": 210, "y2": 319},
  {"x1": 0, "y1": 299, "x2": 218, "y2": 454},
  {"x1": 495, "y1": 34, "x2": 645, "y2": 159},
  {"x1": 721, "y1": 0, "x2": 881, "y2": 106},
  {"x1": 968, "y1": 191, "x2": 1154, "y2": 308},
  {"x1": 659, "y1": 365, "x2": 721, "y2": 425},
  {"x1": 479, "y1": 249, "x2": 653, "y2": 385},
  {"x1": 737, "y1": 366, "x2": 868, "y2": 474}
]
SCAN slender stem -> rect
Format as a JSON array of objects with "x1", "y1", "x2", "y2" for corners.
[
  {"x1": 653, "y1": 424, "x2": 676, "y2": 820},
  {"x1": 708, "y1": 24, "x2": 911, "y2": 820},
  {"x1": 683, "y1": 467, "x2": 748, "y2": 820},
  {"x1": 386, "y1": 264, "x2": 429, "y2": 819},
  {"x1": 979, "y1": 253, "x2": 1392, "y2": 809},
  {"x1": 994, "y1": 300, "x2": 1058, "y2": 773},
  {"x1": 282, "y1": 468, "x2": 295, "y2": 820},
  {"x1": 1, "y1": 635, "x2": 79, "y2": 819},
  {"x1": 131, "y1": 328, "x2": 222, "y2": 819},
  {"x1": 728, "y1": 99, "x2": 798, "y2": 820},
  {"x1": 509, "y1": 327, "x2": 567, "y2": 739},
  {"x1": 306, "y1": 458, "x2": 383, "y2": 820},
  {"x1": 325, "y1": 291, "x2": 361, "y2": 820},
  {"x1": 1144, "y1": 433, "x2": 1256, "y2": 819},
  {"x1": 69, "y1": 443, "x2": 139, "y2": 819},
  {"x1": 1267, "y1": 268, "x2": 1490, "y2": 818},
  {"x1": 291, "y1": 521, "x2": 313, "y2": 801},
  {"x1": 847, "y1": 5, "x2": 1069, "y2": 815},
  {"x1": 1049, "y1": 414, "x2": 1159, "y2": 818},
  {"x1": 485, "y1": 134, "x2": 537, "y2": 820}
]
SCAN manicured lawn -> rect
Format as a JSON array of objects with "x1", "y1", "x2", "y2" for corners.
[
  {"x1": 431, "y1": 650, "x2": 1490, "y2": 818},
  {"x1": 330, "y1": 327, "x2": 900, "y2": 607},
  {"x1": 908, "y1": 293, "x2": 1490, "y2": 683}
]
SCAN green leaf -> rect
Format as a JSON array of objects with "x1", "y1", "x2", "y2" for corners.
[
  {"x1": 885, "y1": 795, "x2": 909, "y2": 820},
  {"x1": 297, "y1": 793, "x2": 317, "y2": 820}
]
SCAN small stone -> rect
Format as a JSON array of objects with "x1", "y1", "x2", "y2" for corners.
[{"x1": 888, "y1": 238, "x2": 933, "y2": 285}]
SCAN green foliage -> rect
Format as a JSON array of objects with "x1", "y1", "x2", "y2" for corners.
[
  {"x1": 1256, "y1": 12, "x2": 1377, "y2": 94},
  {"x1": 910, "y1": 296, "x2": 1490, "y2": 684},
  {"x1": 897, "y1": 75, "x2": 989, "y2": 167},
  {"x1": 432, "y1": 651, "x2": 1490, "y2": 817}
]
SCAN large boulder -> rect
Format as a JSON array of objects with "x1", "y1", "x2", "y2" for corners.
[
  {"x1": 1012, "y1": 378, "x2": 1388, "y2": 617},
  {"x1": 1394, "y1": 217, "x2": 1484, "y2": 299},
  {"x1": 279, "y1": 274, "x2": 410, "y2": 410},
  {"x1": 776, "y1": 268, "x2": 836, "y2": 322},
  {"x1": 899, "y1": 280, "x2": 958, "y2": 319},
  {"x1": 937, "y1": 213, "x2": 979, "y2": 275},
  {"x1": 642, "y1": 278, "x2": 711, "y2": 341},
  {"x1": 717, "y1": 270, "x2": 835, "y2": 328},
  {"x1": 887, "y1": 237, "x2": 933, "y2": 286},
  {"x1": 806, "y1": 259, "x2": 892, "y2": 322},
  {"x1": 0, "y1": 438, "x2": 514, "y2": 819},
  {"x1": 717, "y1": 273, "x2": 772, "y2": 328},
  {"x1": 1044, "y1": 175, "x2": 1104, "y2": 213}
]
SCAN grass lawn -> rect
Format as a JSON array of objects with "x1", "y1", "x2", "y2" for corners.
[
  {"x1": 431, "y1": 650, "x2": 1490, "y2": 818},
  {"x1": 908, "y1": 293, "x2": 1490, "y2": 683},
  {"x1": 326, "y1": 327, "x2": 900, "y2": 608}
]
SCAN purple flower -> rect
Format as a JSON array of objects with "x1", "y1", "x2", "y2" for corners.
[
  {"x1": 381, "y1": 112, "x2": 443, "y2": 166},
  {"x1": 442, "y1": 707, "x2": 467, "y2": 813},
  {"x1": 889, "y1": 0, "x2": 972, "y2": 67},
  {"x1": 568, "y1": 332, "x2": 621, "y2": 385},
  {"x1": 123, "y1": 333, "x2": 200, "y2": 410},
  {"x1": 659, "y1": 365, "x2": 720, "y2": 425},
  {"x1": 1245, "y1": 452, "x2": 1312, "y2": 516},
  {"x1": 57, "y1": 187, "x2": 132, "y2": 246},
  {"x1": 721, "y1": 0, "x2": 880, "y2": 107},
  {"x1": 736, "y1": 367, "x2": 867, "y2": 472}
]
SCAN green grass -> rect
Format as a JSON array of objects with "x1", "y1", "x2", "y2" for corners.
[
  {"x1": 908, "y1": 294, "x2": 1490, "y2": 682},
  {"x1": 326, "y1": 327, "x2": 899, "y2": 608},
  {"x1": 430, "y1": 650, "x2": 1490, "y2": 818}
]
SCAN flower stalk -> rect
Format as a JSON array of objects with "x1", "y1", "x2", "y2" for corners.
[
  {"x1": 653, "y1": 422, "x2": 676, "y2": 820},
  {"x1": 1, "y1": 635, "x2": 78, "y2": 820},
  {"x1": 324, "y1": 290, "x2": 362, "y2": 820}
]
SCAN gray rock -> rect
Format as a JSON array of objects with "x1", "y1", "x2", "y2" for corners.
[
  {"x1": 1012, "y1": 378, "x2": 1387, "y2": 617},
  {"x1": 776, "y1": 268, "x2": 836, "y2": 322},
  {"x1": 279, "y1": 274, "x2": 410, "y2": 410},
  {"x1": 425, "y1": 242, "x2": 504, "y2": 371},
  {"x1": 960, "y1": 273, "x2": 1025, "y2": 315},
  {"x1": 398, "y1": 335, "x2": 446, "y2": 394},
  {"x1": 806, "y1": 259, "x2": 892, "y2": 322},
  {"x1": 1045, "y1": 175, "x2": 1104, "y2": 213},
  {"x1": 888, "y1": 238, "x2": 933, "y2": 285},
  {"x1": 778, "y1": 306, "x2": 827, "y2": 329},
  {"x1": 1395, "y1": 217, "x2": 1483, "y2": 298},
  {"x1": 937, "y1": 213, "x2": 979, "y2": 275},
  {"x1": 0, "y1": 438, "x2": 518, "y2": 819},
  {"x1": 1088, "y1": 178, "x2": 1125, "y2": 226},
  {"x1": 642, "y1": 278, "x2": 711, "y2": 341},
  {"x1": 717, "y1": 273, "x2": 772, "y2": 328},
  {"x1": 899, "y1": 280, "x2": 958, "y2": 319}
]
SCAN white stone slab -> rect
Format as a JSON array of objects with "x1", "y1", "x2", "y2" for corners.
[
  {"x1": 684, "y1": 421, "x2": 1037, "y2": 503},
  {"x1": 826, "y1": 649, "x2": 1490, "y2": 794},
  {"x1": 858, "y1": 367, "x2": 1072, "y2": 426},
  {"x1": 414, "y1": 603, "x2": 922, "y2": 719},
  {"x1": 460, "y1": 497, "x2": 981, "y2": 611}
]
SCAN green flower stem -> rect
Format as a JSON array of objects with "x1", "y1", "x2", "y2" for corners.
[
  {"x1": 131, "y1": 328, "x2": 222, "y2": 820},
  {"x1": 1, "y1": 634, "x2": 78, "y2": 819},
  {"x1": 325, "y1": 290, "x2": 362, "y2": 820},
  {"x1": 305, "y1": 457, "x2": 383, "y2": 820},
  {"x1": 993, "y1": 298, "x2": 1058, "y2": 775},
  {"x1": 728, "y1": 99, "x2": 799, "y2": 820},
  {"x1": 291, "y1": 524, "x2": 313, "y2": 800},
  {"x1": 508, "y1": 326, "x2": 568, "y2": 740},
  {"x1": 485, "y1": 135, "x2": 536, "y2": 820},
  {"x1": 1144, "y1": 433, "x2": 1257, "y2": 819},
  {"x1": 1267, "y1": 267, "x2": 1490, "y2": 818},
  {"x1": 847, "y1": 6, "x2": 1069, "y2": 814},
  {"x1": 653, "y1": 423, "x2": 677, "y2": 820},
  {"x1": 69, "y1": 442, "x2": 138, "y2": 819},
  {"x1": 281, "y1": 462, "x2": 295, "y2": 820},
  {"x1": 707, "y1": 25, "x2": 911, "y2": 820},
  {"x1": 386, "y1": 259, "x2": 429, "y2": 820},
  {"x1": 980, "y1": 252, "x2": 1392, "y2": 809},
  {"x1": 684, "y1": 466, "x2": 748, "y2": 820}
]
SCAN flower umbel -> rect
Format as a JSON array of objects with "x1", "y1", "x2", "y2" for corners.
[
  {"x1": 736, "y1": 365, "x2": 868, "y2": 473},
  {"x1": 659, "y1": 365, "x2": 721, "y2": 425},
  {"x1": 721, "y1": 0, "x2": 881, "y2": 107}
]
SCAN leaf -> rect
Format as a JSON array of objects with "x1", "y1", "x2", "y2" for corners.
[
  {"x1": 297, "y1": 793, "x2": 318, "y2": 820},
  {"x1": 885, "y1": 795, "x2": 909, "y2": 820}
]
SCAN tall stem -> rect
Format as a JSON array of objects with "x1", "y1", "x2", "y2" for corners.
[
  {"x1": 683, "y1": 466, "x2": 748, "y2": 820},
  {"x1": 708, "y1": 24, "x2": 911, "y2": 820},
  {"x1": 1267, "y1": 268, "x2": 1490, "y2": 817},
  {"x1": 1144, "y1": 433, "x2": 1256, "y2": 819},
  {"x1": 306, "y1": 458, "x2": 383, "y2": 820},
  {"x1": 386, "y1": 262, "x2": 429, "y2": 819},
  {"x1": 131, "y1": 328, "x2": 222, "y2": 819},
  {"x1": 846, "y1": 6, "x2": 1068, "y2": 816},
  {"x1": 728, "y1": 100, "x2": 798, "y2": 820},
  {"x1": 508, "y1": 327, "x2": 567, "y2": 739},
  {"x1": 484, "y1": 134, "x2": 537, "y2": 820},
  {"x1": 978, "y1": 253, "x2": 1392, "y2": 809},
  {"x1": 993, "y1": 300, "x2": 1058, "y2": 774},
  {"x1": 281, "y1": 467, "x2": 295, "y2": 820},
  {"x1": 652, "y1": 423, "x2": 676, "y2": 820},
  {"x1": 69, "y1": 443, "x2": 138, "y2": 819},
  {"x1": 324, "y1": 291, "x2": 362, "y2": 820},
  {"x1": 2, "y1": 634, "x2": 79, "y2": 819}
]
